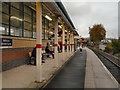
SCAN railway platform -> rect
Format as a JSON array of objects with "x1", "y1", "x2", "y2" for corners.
[
  {"x1": 85, "y1": 48, "x2": 119, "y2": 88},
  {"x1": 2, "y1": 48, "x2": 119, "y2": 88},
  {"x1": 44, "y1": 48, "x2": 119, "y2": 88}
]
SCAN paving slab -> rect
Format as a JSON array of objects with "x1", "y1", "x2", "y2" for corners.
[
  {"x1": 2, "y1": 51, "x2": 73, "y2": 88},
  {"x1": 85, "y1": 48, "x2": 119, "y2": 88},
  {"x1": 45, "y1": 49, "x2": 86, "y2": 88}
]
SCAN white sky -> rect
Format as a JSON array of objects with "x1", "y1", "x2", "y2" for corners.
[{"x1": 62, "y1": 0, "x2": 119, "y2": 39}]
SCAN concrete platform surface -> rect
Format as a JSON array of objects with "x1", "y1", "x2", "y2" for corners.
[
  {"x1": 45, "y1": 49, "x2": 86, "y2": 88},
  {"x1": 2, "y1": 52, "x2": 74, "y2": 88},
  {"x1": 85, "y1": 47, "x2": 119, "y2": 88}
]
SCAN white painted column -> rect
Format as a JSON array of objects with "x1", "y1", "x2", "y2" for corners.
[
  {"x1": 72, "y1": 32, "x2": 74, "y2": 52},
  {"x1": 67, "y1": 30, "x2": 69, "y2": 56},
  {"x1": 62, "y1": 24, "x2": 65, "y2": 62},
  {"x1": 36, "y1": 2, "x2": 42, "y2": 82},
  {"x1": 70, "y1": 32, "x2": 72, "y2": 54},
  {"x1": 54, "y1": 17, "x2": 58, "y2": 67}
]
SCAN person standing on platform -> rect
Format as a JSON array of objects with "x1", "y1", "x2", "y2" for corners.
[
  {"x1": 80, "y1": 44, "x2": 82, "y2": 53},
  {"x1": 45, "y1": 43, "x2": 50, "y2": 58}
]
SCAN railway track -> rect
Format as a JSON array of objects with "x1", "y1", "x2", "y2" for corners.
[{"x1": 92, "y1": 49, "x2": 120, "y2": 84}]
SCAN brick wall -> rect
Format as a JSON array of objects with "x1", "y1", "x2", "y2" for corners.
[{"x1": 1, "y1": 47, "x2": 34, "y2": 71}]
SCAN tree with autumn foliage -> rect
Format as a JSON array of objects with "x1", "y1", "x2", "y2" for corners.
[{"x1": 89, "y1": 24, "x2": 106, "y2": 44}]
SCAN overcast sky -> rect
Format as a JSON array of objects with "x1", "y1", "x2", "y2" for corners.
[{"x1": 62, "y1": 0, "x2": 118, "y2": 39}]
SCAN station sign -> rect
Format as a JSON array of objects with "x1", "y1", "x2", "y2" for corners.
[{"x1": 0, "y1": 38, "x2": 12, "y2": 48}]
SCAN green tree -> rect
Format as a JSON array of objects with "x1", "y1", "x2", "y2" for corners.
[
  {"x1": 112, "y1": 40, "x2": 120, "y2": 54},
  {"x1": 89, "y1": 24, "x2": 106, "y2": 44}
]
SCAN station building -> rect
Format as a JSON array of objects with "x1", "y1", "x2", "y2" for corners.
[{"x1": 0, "y1": 2, "x2": 78, "y2": 72}]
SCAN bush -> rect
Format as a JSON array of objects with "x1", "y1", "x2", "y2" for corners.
[
  {"x1": 104, "y1": 43, "x2": 113, "y2": 53},
  {"x1": 112, "y1": 40, "x2": 120, "y2": 54}
]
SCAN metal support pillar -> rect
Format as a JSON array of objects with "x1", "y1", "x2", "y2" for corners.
[
  {"x1": 54, "y1": 17, "x2": 58, "y2": 67},
  {"x1": 62, "y1": 24, "x2": 65, "y2": 62},
  {"x1": 36, "y1": 2, "x2": 42, "y2": 82}
]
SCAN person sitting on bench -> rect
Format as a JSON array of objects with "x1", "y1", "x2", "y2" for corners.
[
  {"x1": 45, "y1": 43, "x2": 50, "y2": 58},
  {"x1": 29, "y1": 47, "x2": 45, "y2": 65},
  {"x1": 49, "y1": 45, "x2": 54, "y2": 59}
]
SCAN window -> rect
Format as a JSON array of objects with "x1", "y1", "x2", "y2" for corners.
[
  {"x1": 2, "y1": 13, "x2": 9, "y2": 25},
  {"x1": 0, "y1": 24, "x2": 5, "y2": 34},
  {"x1": 1, "y1": 2, "x2": 36, "y2": 38},
  {"x1": 24, "y1": 5, "x2": 33, "y2": 37},
  {"x1": 0, "y1": 24, "x2": 9, "y2": 35},
  {"x1": 10, "y1": 4, "x2": 23, "y2": 36},
  {"x1": 24, "y1": 29, "x2": 32, "y2": 37},
  {"x1": 42, "y1": 16, "x2": 45, "y2": 39},
  {"x1": 2, "y1": 3, "x2": 9, "y2": 14},
  {"x1": 45, "y1": 19, "x2": 49, "y2": 39},
  {"x1": 1, "y1": 3, "x2": 9, "y2": 35}
]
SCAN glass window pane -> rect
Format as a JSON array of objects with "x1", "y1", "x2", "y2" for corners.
[
  {"x1": 11, "y1": 7, "x2": 23, "y2": 27},
  {"x1": 10, "y1": 26, "x2": 22, "y2": 36},
  {"x1": 2, "y1": 13, "x2": 9, "y2": 25},
  {"x1": 33, "y1": 17, "x2": 36, "y2": 25},
  {"x1": 2, "y1": 3, "x2": 9, "y2": 14},
  {"x1": 10, "y1": 26, "x2": 15, "y2": 36},
  {"x1": 0, "y1": 24, "x2": 5, "y2": 34},
  {"x1": 11, "y1": 7, "x2": 23, "y2": 19},
  {"x1": 33, "y1": 11, "x2": 36, "y2": 18},
  {"x1": 10, "y1": 7, "x2": 23, "y2": 36},
  {"x1": 11, "y1": 16, "x2": 22, "y2": 28},
  {"x1": 11, "y1": 2, "x2": 20, "y2": 9},
  {"x1": 24, "y1": 13, "x2": 32, "y2": 23},
  {"x1": 11, "y1": 2, "x2": 23, "y2": 11},
  {"x1": 24, "y1": 5, "x2": 32, "y2": 16},
  {"x1": 24, "y1": 21, "x2": 32, "y2": 30},
  {"x1": 33, "y1": 24, "x2": 36, "y2": 31},
  {"x1": 33, "y1": 31, "x2": 36, "y2": 38},
  {"x1": 24, "y1": 29, "x2": 32, "y2": 37}
]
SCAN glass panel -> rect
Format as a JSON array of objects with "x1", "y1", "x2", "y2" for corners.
[
  {"x1": 33, "y1": 31, "x2": 36, "y2": 38},
  {"x1": 24, "y1": 21, "x2": 32, "y2": 30},
  {"x1": 10, "y1": 26, "x2": 22, "y2": 36},
  {"x1": 10, "y1": 26, "x2": 15, "y2": 36},
  {"x1": 2, "y1": 24, "x2": 9, "y2": 35},
  {"x1": 2, "y1": 13, "x2": 9, "y2": 25},
  {"x1": 24, "y1": 5, "x2": 32, "y2": 16},
  {"x1": 33, "y1": 24, "x2": 36, "y2": 38},
  {"x1": 11, "y1": 2, "x2": 20, "y2": 9},
  {"x1": 33, "y1": 17, "x2": 36, "y2": 25},
  {"x1": 11, "y1": 7, "x2": 23, "y2": 28},
  {"x1": 0, "y1": 24, "x2": 5, "y2": 34},
  {"x1": 24, "y1": 29, "x2": 32, "y2": 37},
  {"x1": 11, "y1": 7, "x2": 23, "y2": 19},
  {"x1": 10, "y1": 6, "x2": 23, "y2": 36},
  {"x1": 2, "y1": 3, "x2": 9, "y2": 14},
  {"x1": 33, "y1": 24, "x2": 36, "y2": 32},
  {"x1": 24, "y1": 13, "x2": 32, "y2": 23},
  {"x1": 45, "y1": 18, "x2": 49, "y2": 39}
]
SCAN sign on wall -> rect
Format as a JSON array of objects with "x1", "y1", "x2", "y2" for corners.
[{"x1": 0, "y1": 38, "x2": 12, "y2": 48}]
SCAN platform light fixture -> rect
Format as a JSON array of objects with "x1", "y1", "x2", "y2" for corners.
[
  {"x1": 59, "y1": 25, "x2": 62, "y2": 28},
  {"x1": 50, "y1": 31, "x2": 53, "y2": 34},
  {"x1": 45, "y1": 15, "x2": 52, "y2": 21},
  {"x1": 11, "y1": 16, "x2": 23, "y2": 21}
]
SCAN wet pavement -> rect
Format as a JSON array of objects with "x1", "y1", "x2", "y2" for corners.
[{"x1": 45, "y1": 49, "x2": 86, "y2": 88}]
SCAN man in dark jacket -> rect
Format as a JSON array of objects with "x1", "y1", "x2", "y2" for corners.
[
  {"x1": 45, "y1": 43, "x2": 50, "y2": 58},
  {"x1": 30, "y1": 47, "x2": 45, "y2": 65}
]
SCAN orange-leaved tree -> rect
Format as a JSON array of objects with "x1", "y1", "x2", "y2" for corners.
[{"x1": 89, "y1": 24, "x2": 106, "y2": 44}]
